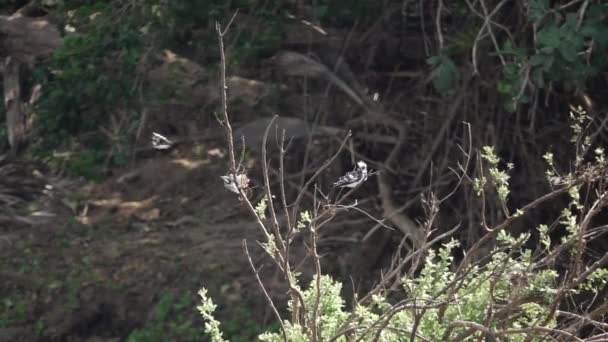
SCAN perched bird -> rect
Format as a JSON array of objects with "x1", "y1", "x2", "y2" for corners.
[
  {"x1": 151, "y1": 132, "x2": 174, "y2": 150},
  {"x1": 220, "y1": 173, "x2": 251, "y2": 194},
  {"x1": 333, "y1": 161, "x2": 368, "y2": 188}
]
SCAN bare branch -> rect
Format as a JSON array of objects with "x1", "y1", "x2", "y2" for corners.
[{"x1": 243, "y1": 240, "x2": 287, "y2": 342}]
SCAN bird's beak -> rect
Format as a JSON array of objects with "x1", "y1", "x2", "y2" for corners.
[{"x1": 220, "y1": 176, "x2": 229, "y2": 183}]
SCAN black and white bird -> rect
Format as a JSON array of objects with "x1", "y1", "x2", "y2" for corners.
[
  {"x1": 151, "y1": 132, "x2": 174, "y2": 150},
  {"x1": 333, "y1": 161, "x2": 368, "y2": 188},
  {"x1": 220, "y1": 173, "x2": 251, "y2": 194}
]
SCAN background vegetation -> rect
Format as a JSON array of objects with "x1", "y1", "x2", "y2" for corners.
[{"x1": 1, "y1": 0, "x2": 607, "y2": 341}]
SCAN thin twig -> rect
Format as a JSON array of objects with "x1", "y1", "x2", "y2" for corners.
[
  {"x1": 243, "y1": 240, "x2": 287, "y2": 342},
  {"x1": 310, "y1": 207, "x2": 322, "y2": 342},
  {"x1": 290, "y1": 131, "x2": 352, "y2": 223},
  {"x1": 262, "y1": 115, "x2": 287, "y2": 254},
  {"x1": 435, "y1": 0, "x2": 444, "y2": 51},
  {"x1": 216, "y1": 21, "x2": 237, "y2": 175}
]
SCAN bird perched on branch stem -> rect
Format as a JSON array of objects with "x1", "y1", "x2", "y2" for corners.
[
  {"x1": 333, "y1": 161, "x2": 368, "y2": 188},
  {"x1": 220, "y1": 173, "x2": 251, "y2": 194}
]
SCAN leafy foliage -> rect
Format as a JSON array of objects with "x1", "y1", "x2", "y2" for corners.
[
  {"x1": 36, "y1": 2, "x2": 142, "y2": 144},
  {"x1": 497, "y1": 1, "x2": 608, "y2": 111},
  {"x1": 197, "y1": 59, "x2": 608, "y2": 338},
  {"x1": 202, "y1": 230, "x2": 587, "y2": 341},
  {"x1": 315, "y1": 0, "x2": 384, "y2": 25},
  {"x1": 428, "y1": 54, "x2": 460, "y2": 95},
  {"x1": 31, "y1": 0, "x2": 286, "y2": 177},
  {"x1": 128, "y1": 292, "x2": 205, "y2": 342}
]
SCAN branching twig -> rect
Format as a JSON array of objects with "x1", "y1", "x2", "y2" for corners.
[{"x1": 243, "y1": 240, "x2": 287, "y2": 342}]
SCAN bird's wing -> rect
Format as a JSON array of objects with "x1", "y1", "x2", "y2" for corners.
[
  {"x1": 334, "y1": 170, "x2": 360, "y2": 186},
  {"x1": 151, "y1": 132, "x2": 173, "y2": 150}
]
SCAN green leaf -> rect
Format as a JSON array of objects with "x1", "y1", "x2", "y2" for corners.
[
  {"x1": 504, "y1": 99, "x2": 517, "y2": 113},
  {"x1": 430, "y1": 55, "x2": 459, "y2": 94},
  {"x1": 497, "y1": 80, "x2": 513, "y2": 94},
  {"x1": 426, "y1": 55, "x2": 440, "y2": 65},
  {"x1": 559, "y1": 44, "x2": 578, "y2": 62},
  {"x1": 541, "y1": 55, "x2": 555, "y2": 71},
  {"x1": 529, "y1": 54, "x2": 546, "y2": 67},
  {"x1": 538, "y1": 25, "x2": 562, "y2": 49},
  {"x1": 529, "y1": 0, "x2": 549, "y2": 21}
]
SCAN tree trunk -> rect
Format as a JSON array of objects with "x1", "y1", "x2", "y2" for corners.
[
  {"x1": 3, "y1": 57, "x2": 25, "y2": 155},
  {"x1": 0, "y1": 11, "x2": 63, "y2": 154}
]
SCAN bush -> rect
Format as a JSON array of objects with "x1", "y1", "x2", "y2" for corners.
[
  {"x1": 32, "y1": 0, "x2": 285, "y2": 177},
  {"x1": 197, "y1": 25, "x2": 608, "y2": 340}
]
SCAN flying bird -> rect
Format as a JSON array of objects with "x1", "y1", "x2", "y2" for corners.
[
  {"x1": 151, "y1": 132, "x2": 174, "y2": 150},
  {"x1": 333, "y1": 161, "x2": 368, "y2": 188}
]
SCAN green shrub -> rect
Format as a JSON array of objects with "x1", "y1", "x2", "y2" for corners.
[
  {"x1": 129, "y1": 292, "x2": 204, "y2": 342},
  {"x1": 35, "y1": 2, "x2": 142, "y2": 148},
  {"x1": 498, "y1": 1, "x2": 608, "y2": 111},
  {"x1": 33, "y1": 0, "x2": 285, "y2": 176}
]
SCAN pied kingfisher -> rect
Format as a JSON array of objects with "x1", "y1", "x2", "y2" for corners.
[
  {"x1": 151, "y1": 132, "x2": 174, "y2": 150},
  {"x1": 333, "y1": 161, "x2": 368, "y2": 188},
  {"x1": 220, "y1": 173, "x2": 251, "y2": 194}
]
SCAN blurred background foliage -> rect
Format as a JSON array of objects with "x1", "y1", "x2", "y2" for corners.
[
  {"x1": 0, "y1": 1, "x2": 607, "y2": 341},
  {"x1": 0, "y1": 0, "x2": 603, "y2": 178}
]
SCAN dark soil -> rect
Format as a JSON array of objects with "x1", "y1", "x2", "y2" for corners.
[{"x1": 0, "y1": 138, "x2": 284, "y2": 341}]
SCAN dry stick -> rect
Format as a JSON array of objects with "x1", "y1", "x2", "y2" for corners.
[
  {"x1": 480, "y1": 276, "x2": 498, "y2": 342},
  {"x1": 438, "y1": 122, "x2": 473, "y2": 203},
  {"x1": 443, "y1": 320, "x2": 499, "y2": 342},
  {"x1": 375, "y1": 115, "x2": 422, "y2": 244},
  {"x1": 310, "y1": 196, "x2": 323, "y2": 342},
  {"x1": 269, "y1": 167, "x2": 316, "y2": 202},
  {"x1": 436, "y1": 185, "x2": 576, "y2": 323},
  {"x1": 587, "y1": 301, "x2": 608, "y2": 324},
  {"x1": 495, "y1": 326, "x2": 584, "y2": 342},
  {"x1": 359, "y1": 124, "x2": 471, "y2": 283},
  {"x1": 576, "y1": 0, "x2": 591, "y2": 28},
  {"x1": 418, "y1": 0, "x2": 431, "y2": 56},
  {"x1": 540, "y1": 194, "x2": 608, "y2": 331},
  {"x1": 435, "y1": 0, "x2": 444, "y2": 51},
  {"x1": 411, "y1": 80, "x2": 467, "y2": 194},
  {"x1": 260, "y1": 121, "x2": 309, "y2": 325},
  {"x1": 278, "y1": 50, "x2": 420, "y2": 242},
  {"x1": 407, "y1": 194, "x2": 442, "y2": 279},
  {"x1": 558, "y1": 310, "x2": 608, "y2": 331},
  {"x1": 470, "y1": 0, "x2": 508, "y2": 74},
  {"x1": 332, "y1": 202, "x2": 395, "y2": 232},
  {"x1": 574, "y1": 193, "x2": 607, "y2": 277},
  {"x1": 278, "y1": 131, "x2": 292, "y2": 233},
  {"x1": 350, "y1": 298, "x2": 446, "y2": 342},
  {"x1": 216, "y1": 20, "x2": 238, "y2": 175},
  {"x1": 358, "y1": 224, "x2": 460, "y2": 305},
  {"x1": 560, "y1": 0, "x2": 586, "y2": 10},
  {"x1": 278, "y1": 132, "x2": 299, "y2": 273},
  {"x1": 462, "y1": 0, "x2": 514, "y2": 43},
  {"x1": 365, "y1": 193, "x2": 422, "y2": 240},
  {"x1": 215, "y1": 18, "x2": 306, "y2": 326},
  {"x1": 570, "y1": 251, "x2": 608, "y2": 292},
  {"x1": 534, "y1": 226, "x2": 607, "y2": 274},
  {"x1": 290, "y1": 131, "x2": 352, "y2": 223},
  {"x1": 478, "y1": 0, "x2": 508, "y2": 66},
  {"x1": 243, "y1": 240, "x2": 287, "y2": 342},
  {"x1": 312, "y1": 183, "x2": 370, "y2": 233},
  {"x1": 587, "y1": 333, "x2": 608, "y2": 342},
  {"x1": 215, "y1": 21, "x2": 271, "y2": 240},
  {"x1": 459, "y1": 185, "x2": 571, "y2": 270},
  {"x1": 261, "y1": 115, "x2": 287, "y2": 255},
  {"x1": 476, "y1": 154, "x2": 490, "y2": 230}
]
